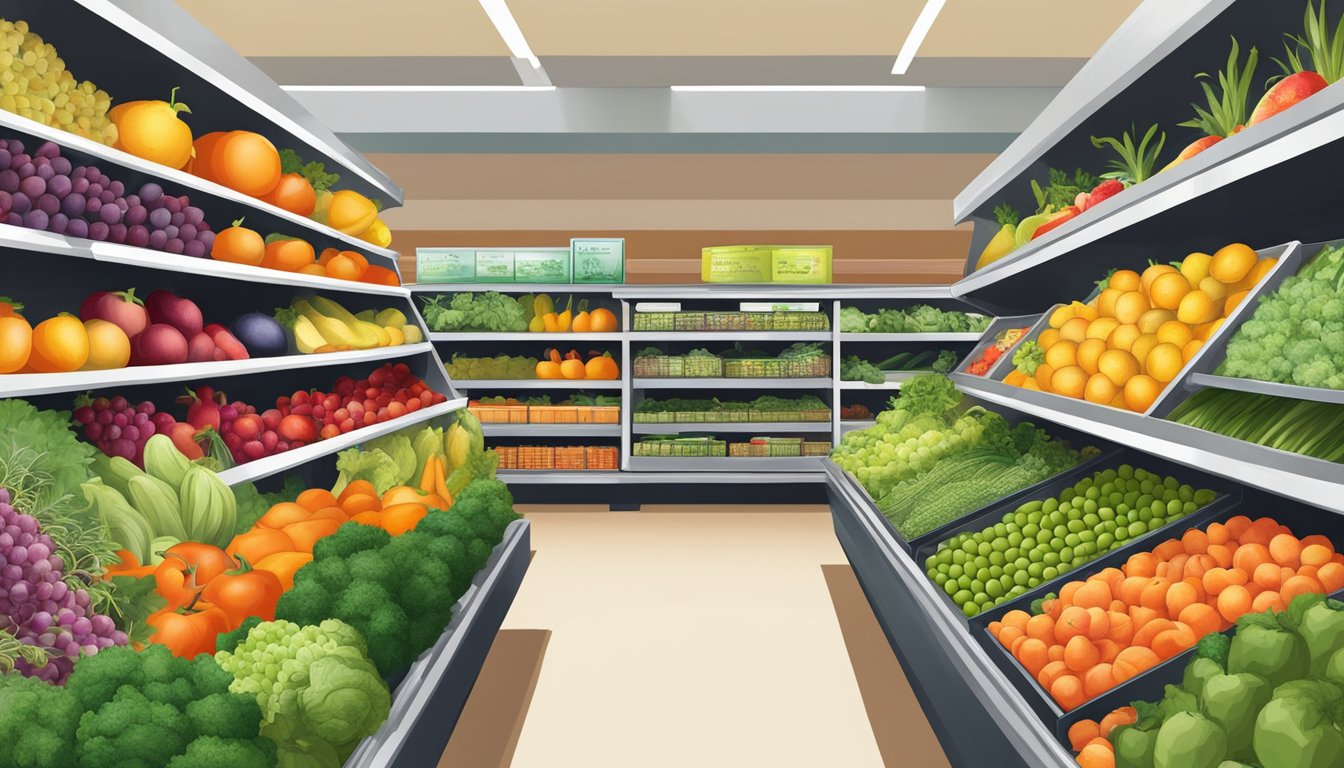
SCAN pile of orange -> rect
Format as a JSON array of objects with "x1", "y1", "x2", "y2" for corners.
[
  {"x1": 1004, "y1": 243, "x2": 1276, "y2": 412},
  {"x1": 987, "y1": 514, "x2": 1342, "y2": 711},
  {"x1": 1068, "y1": 707, "x2": 1136, "y2": 768}
]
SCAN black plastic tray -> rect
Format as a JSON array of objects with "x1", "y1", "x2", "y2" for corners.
[
  {"x1": 918, "y1": 450, "x2": 1242, "y2": 626},
  {"x1": 973, "y1": 499, "x2": 1344, "y2": 747}
]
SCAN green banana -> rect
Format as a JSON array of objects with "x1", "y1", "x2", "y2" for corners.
[
  {"x1": 178, "y1": 465, "x2": 237, "y2": 547},
  {"x1": 143, "y1": 434, "x2": 192, "y2": 491},
  {"x1": 126, "y1": 474, "x2": 188, "y2": 540}
]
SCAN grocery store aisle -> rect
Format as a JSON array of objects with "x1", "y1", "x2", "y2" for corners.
[{"x1": 489, "y1": 505, "x2": 948, "y2": 768}]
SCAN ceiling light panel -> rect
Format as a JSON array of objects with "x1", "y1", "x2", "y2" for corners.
[
  {"x1": 892, "y1": 0, "x2": 946, "y2": 75},
  {"x1": 478, "y1": 0, "x2": 541, "y2": 67}
]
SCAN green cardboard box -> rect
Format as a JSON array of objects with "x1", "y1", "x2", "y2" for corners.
[
  {"x1": 513, "y1": 248, "x2": 572, "y2": 283},
  {"x1": 415, "y1": 248, "x2": 476, "y2": 283},
  {"x1": 474, "y1": 249, "x2": 516, "y2": 283},
  {"x1": 571, "y1": 238, "x2": 625, "y2": 283}
]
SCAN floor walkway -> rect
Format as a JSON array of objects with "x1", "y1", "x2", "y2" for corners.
[{"x1": 442, "y1": 505, "x2": 951, "y2": 768}]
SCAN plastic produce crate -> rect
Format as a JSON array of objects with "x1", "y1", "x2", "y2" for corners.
[
  {"x1": 972, "y1": 499, "x2": 1342, "y2": 746},
  {"x1": 633, "y1": 439, "x2": 727, "y2": 457},
  {"x1": 586, "y1": 446, "x2": 619, "y2": 469},
  {"x1": 577, "y1": 406, "x2": 621, "y2": 424},
  {"x1": 469, "y1": 404, "x2": 528, "y2": 423},
  {"x1": 633, "y1": 356, "x2": 685, "y2": 378},
  {"x1": 801, "y1": 441, "x2": 833, "y2": 456},
  {"x1": 633, "y1": 313, "x2": 677, "y2": 331},
  {"x1": 529, "y1": 406, "x2": 580, "y2": 424},
  {"x1": 913, "y1": 451, "x2": 1240, "y2": 626},
  {"x1": 555, "y1": 447, "x2": 586, "y2": 469},
  {"x1": 517, "y1": 446, "x2": 555, "y2": 469},
  {"x1": 683, "y1": 356, "x2": 723, "y2": 377},
  {"x1": 496, "y1": 446, "x2": 518, "y2": 469}
]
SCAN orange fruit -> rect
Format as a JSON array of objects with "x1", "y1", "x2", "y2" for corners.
[
  {"x1": 1151, "y1": 624, "x2": 1198, "y2": 660},
  {"x1": 1051, "y1": 675, "x2": 1087, "y2": 710},
  {"x1": 1107, "y1": 323, "x2": 1141, "y2": 351},
  {"x1": 1209, "y1": 242, "x2": 1257, "y2": 283},
  {"x1": 1281, "y1": 574, "x2": 1325, "y2": 605},
  {"x1": 295, "y1": 488, "x2": 339, "y2": 513},
  {"x1": 1268, "y1": 534, "x2": 1303, "y2": 567},
  {"x1": 1165, "y1": 581, "x2": 1200, "y2": 618},
  {"x1": 1145, "y1": 343, "x2": 1184, "y2": 384},
  {"x1": 298, "y1": 263, "x2": 327, "y2": 276},
  {"x1": 1068, "y1": 719, "x2": 1102, "y2": 752},
  {"x1": 1064, "y1": 635, "x2": 1101, "y2": 672},
  {"x1": 1141, "y1": 264, "x2": 1178, "y2": 294},
  {"x1": 1139, "y1": 578, "x2": 1173, "y2": 612},
  {"x1": 1217, "y1": 584, "x2": 1253, "y2": 622},
  {"x1": 1037, "y1": 659, "x2": 1070, "y2": 689},
  {"x1": 1133, "y1": 618, "x2": 1176, "y2": 649},
  {"x1": 1077, "y1": 338, "x2": 1109, "y2": 375},
  {"x1": 325, "y1": 254, "x2": 363, "y2": 281},
  {"x1": 1077, "y1": 744, "x2": 1116, "y2": 768},
  {"x1": 1083, "y1": 664, "x2": 1116, "y2": 698},
  {"x1": 1016, "y1": 638, "x2": 1052, "y2": 676},
  {"x1": 1097, "y1": 288, "x2": 1124, "y2": 318},
  {"x1": 1155, "y1": 320, "x2": 1194, "y2": 348},
  {"x1": 1095, "y1": 349, "x2": 1139, "y2": 388},
  {"x1": 1233, "y1": 543, "x2": 1273, "y2": 574},
  {"x1": 1056, "y1": 606, "x2": 1092, "y2": 644},
  {"x1": 1199, "y1": 276, "x2": 1229, "y2": 302},
  {"x1": 1110, "y1": 269, "x2": 1142, "y2": 292},
  {"x1": 1178, "y1": 603, "x2": 1221, "y2": 638},
  {"x1": 1002, "y1": 610, "x2": 1031, "y2": 632},
  {"x1": 1052, "y1": 366, "x2": 1089, "y2": 399},
  {"x1": 1035, "y1": 362, "x2": 1056, "y2": 391},
  {"x1": 1317, "y1": 562, "x2": 1344, "y2": 592},
  {"x1": 1050, "y1": 644, "x2": 1066, "y2": 663},
  {"x1": 1301, "y1": 544, "x2": 1334, "y2": 568},
  {"x1": 1137, "y1": 309, "x2": 1176, "y2": 335},
  {"x1": 1026, "y1": 613, "x2": 1056, "y2": 641},
  {"x1": 1060, "y1": 317, "x2": 1091, "y2": 343},
  {"x1": 1125, "y1": 553, "x2": 1158, "y2": 578},
  {"x1": 1113, "y1": 647, "x2": 1160, "y2": 683},
  {"x1": 1181, "y1": 528, "x2": 1210, "y2": 555},
  {"x1": 1086, "y1": 317, "x2": 1121, "y2": 341},
  {"x1": 1084, "y1": 372, "x2": 1120, "y2": 405},
  {"x1": 1177, "y1": 290, "x2": 1220, "y2": 325},
  {"x1": 1182, "y1": 339, "x2": 1204, "y2": 363},
  {"x1": 998, "y1": 625, "x2": 1025, "y2": 649},
  {"x1": 1113, "y1": 291, "x2": 1151, "y2": 325},
  {"x1": 1045, "y1": 339, "x2": 1079, "y2": 370},
  {"x1": 1252, "y1": 590, "x2": 1287, "y2": 614},
  {"x1": 260, "y1": 238, "x2": 316, "y2": 272},
  {"x1": 1224, "y1": 289, "x2": 1250, "y2": 316},
  {"x1": 1106, "y1": 611, "x2": 1134, "y2": 644},
  {"x1": 1074, "y1": 582, "x2": 1113, "y2": 610},
  {"x1": 1154, "y1": 539, "x2": 1186, "y2": 562},
  {"x1": 1253, "y1": 562, "x2": 1284, "y2": 590},
  {"x1": 1100, "y1": 707, "x2": 1138, "y2": 738},
  {"x1": 1180, "y1": 252, "x2": 1213, "y2": 285},
  {"x1": 1095, "y1": 638, "x2": 1122, "y2": 664},
  {"x1": 1039, "y1": 328, "x2": 1061, "y2": 348},
  {"x1": 1149, "y1": 272, "x2": 1192, "y2": 311}
]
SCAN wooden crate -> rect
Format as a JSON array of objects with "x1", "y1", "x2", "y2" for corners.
[
  {"x1": 586, "y1": 446, "x2": 619, "y2": 469},
  {"x1": 555, "y1": 447, "x2": 587, "y2": 470},
  {"x1": 470, "y1": 405, "x2": 528, "y2": 423}
]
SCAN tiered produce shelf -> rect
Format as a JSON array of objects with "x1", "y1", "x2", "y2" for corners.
[
  {"x1": 483, "y1": 424, "x2": 622, "y2": 437},
  {"x1": 453, "y1": 379, "x2": 623, "y2": 390}
]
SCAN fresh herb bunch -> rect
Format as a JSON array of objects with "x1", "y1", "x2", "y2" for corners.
[
  {"x1": 421, "y1": 292, "x2": 528, "y2": 332},
  {"x1": 1180, "y1": 37, "x2": 1258, "y2": 138},
  {"x1": 840, "y1": 305, "x2": 991, "y2": 334},
  {"x1": 278, "y1": 148, "x2": 340, "y2": 192},
  {"x1": 1091, "y1": 124, "x2": 1167, "y2": 185},
  {"x1": 1031, "y1": 168, "x2": 1097, "y2": 214},
  {"x1": 840, "y1": 356, "x2": 886, "y2": 384}
]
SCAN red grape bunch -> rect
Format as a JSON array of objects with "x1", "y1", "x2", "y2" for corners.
[
  {"x1": 72, "y1": 395, "x2": 165, "y2": 467},
  {"x1": 0, "y1": 488, "x2": 127, "y2": 684}
]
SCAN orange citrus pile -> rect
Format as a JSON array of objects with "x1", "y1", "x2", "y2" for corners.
[
  {"x1": 1004, "y1": 243, "x2": 1276, "y2": 412},
  {"x1": 987, "y1": 514, "x2": 1342, "y2": 711}
]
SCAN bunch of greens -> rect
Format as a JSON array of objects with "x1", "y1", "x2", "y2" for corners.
[
  {"x1": 1168, "y1": 389, "x2": 1344, "y2": 463},
  {"x1": 1218, "y1": 244, "x2": 1344, "y2": 389},
  {"x1": 421, "y1": 292, "x2": 527, "y2": 332},
  {"x1": 0, "y1": 645, "x2": 274, "y2": 768},
  {"x1": 276, "y1": 479, "x2": 519, "y2": 677},
  {"x1": 1031, "y1": 168, "x2": 1097, "y2": 214},
  {"x1": 1107, "y1": 594, "x2": 1344, "y2": 768},
  {"x1": 873, "y1": 349, "x2": 960, "y2": 374},
  {"x1": 446, "y1": 353, "x2": 538, "y2": 380},
  {"x1": 215, "y1": 619, "x2": 390, "y2": 767},
  {"x1": 840, "y1": 305, "x2": 991, "y2": 334},
  {"x1": 778, "y1": 342, "x2": 827, "y2": 360},
  {"x1": 279, "y1": 148, "x2": 340, "y2": 193},
  {"x1": 1091, "y1": 123, "x2": 1167, "y2": 186},
  {"x1": 330, "y1": 432, "x2": 420, "y2": 497},
  {"x1": 840, "y1": 355, "x2": 886, "y2": 384}
]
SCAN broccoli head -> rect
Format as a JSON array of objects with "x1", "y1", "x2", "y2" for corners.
[
  {"x1": 0, "y1": 672, "x2": 79, "y2": 768},
  {"x1": 75, "y1": 686, "x2": 193, "y2": 768},
  {"x1": 165, "y1": 736, "x2": 276, "y2": 768},
  {"x1": 1194, "y1": 632, "x2": 1231, "y2": 671}
]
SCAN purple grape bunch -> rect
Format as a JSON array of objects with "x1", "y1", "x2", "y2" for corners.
[
  {"x1": 72, "y1": 394, "x2": 171, "y2": 468},
  {"x1": 0, "y1": 138, "x2": 216, "y2": 257},
  {"x1": 0, "y1": 488, "x2": 127, "y2": 685}
]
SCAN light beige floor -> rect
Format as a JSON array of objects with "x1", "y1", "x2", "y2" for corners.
[{"x1": 499, "y1": 505, "x2": 898, "y2": 768}]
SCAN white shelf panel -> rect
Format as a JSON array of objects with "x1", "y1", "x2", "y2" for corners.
[
  {"x1": 0, "y1": 222, "x2": 410, "y2": 297},
  {"x1": 839, "y1": 420, "x2": 876, "y2": 433},
  {"x1": 410, "y1": 283, "x2": 619, "y2": 294},
  {"x1": 497, "y1": 469, "x2": 826, "y2": 484},
  {"x1": 452, "y1": 379, "x2": 623, "y2": 390},
  {"x1": 429, "y1": 332, "x2": 623, "y2": 342},
  {"x1": 838, "y1": 333, "x2": 983, "y2": 342},
  {"x1": 626, "y1": 456, "x2": 826, "y2": 472},
  {"x1": 0, "y1": 343, "x2": 433, "y2": 398},
  {"x1": 630, "y1": 332, "x2": 831, "y2": 341},
  {"x1": 1187, "y1": 373, "x2": 1344, "y2": 406},
  {"x1": 482, "y1": 424, "x2": 621, "y2": 437},
  {"x1": 839, "y1": 372, "x2": 918, "y2": 390},
  {"x1": 0, "y1": 109, "x2": 398, "y2": 266},
  {"x1": 218, "y1": 397, "x2": 466, "y2": 486},
  {"x1": 64, "y1": 0, "x2": 402, "y2": 204},
  {"x1": 634, "y1": 377, "x2": 833, "y2": 390},
  {"x1": 612, "y1": 284, "x2": 957, "y2": 300},
  {"x1": 631, "y1": 422, "x2": 833, "y2": 435}
]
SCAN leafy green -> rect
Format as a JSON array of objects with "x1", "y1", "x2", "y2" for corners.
[
  {"x1": 839, "y1": 305, "x2": 991, "y2": 334},
  {"x1": 1180, "y1": 37, "x2": 1258, "y2": 138},
  {"x1": 1013, "y1": 340, "x2": 1045, "y2": 375},
  {"x1": 1091, "y1": 124, "x2": 1167, "y2": 185},
  {"x1": 331, "y1": 448, "x2": 403, "y2": 497},
  {"x1": 278, "y1": 148, "x2": 340, "y2": 192},
  {"x1": 840, "y1": 355, "x2": 885, "y2": 384},
  {"x1": 993, "y1": 203, "x2": 1020, "y2": 227},
  {"x1": 421, "y1": 292, "x2": 527, "y2": 332},
  {"x1": 105, "y1": 574, "x2": 166, "y2": 647},
  {"x1": 1030, "y1": 168, "x2": 1096, "y2": 214},
  {"x1": 363, "y1": 434, "x2": 417, "y2": 488}
]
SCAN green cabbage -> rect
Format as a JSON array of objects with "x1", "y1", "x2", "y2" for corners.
[
  {"x1": 1288, "y1": 594, "x2": 1344, "y2": 677},
  {"x1": 1253, "y1": 680, "x2": 1344, "y2": 768},
  {"x1": 1229, "y1": 610, "x2": 1310, "y2": 689},
  {"x1": 1202, "y1": 672, "x2": 1272, "y2": 758},
  {"x1": 1154, "y1": 711, "x2": 1228, "y2": 768}
]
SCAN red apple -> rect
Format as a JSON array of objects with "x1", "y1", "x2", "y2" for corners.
[
  {"x1": 130, "y1": 323, "x2": 188, "y2": 365},
  {"x1": 145, "y1": 290, "x2": 203, "y2": 338},
  {"x1": 81, "y1": 288, "x2": 149, "y2": 338}
]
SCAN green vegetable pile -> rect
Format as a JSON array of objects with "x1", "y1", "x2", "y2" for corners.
[
  {"x1": 925, "y1": 465, "x2": 1208, "y2": 616},
  {"x1": 636, "y1": 395, "x2": 828, "y2": 415},
  {"x1": 841, "y1": 351, "x2": 960, "y2": 382},
  {"x1": 0, "y1": 645, "x2": 274, "y2": 768},
  {"x1": 832, "y1": 375, "x2": 1092, "y2": 542},
  {"x1": 1168, "y1": 388, "x2": 1344, "y2": 463},
  {"x1": 421, "y1": 292, "x2": 527, "y2": 332},
  {"x1": 840, "y1": 355, "x2": 885, "y2": 384},
  {"x1": 275, "y1": 478, "x2": 520, "y2": 677},
  {"x1": 1106, "y1": 594, "x2": 1344, "y2": 768},
  {"x1": 838, "y1": 304, "x2": 991, "y2": 334},
  {"x1": 216, "y1": 619, "x2": 390, "y2": 768},
  {"x1": 1030, "y1": 168, "x2": 1097, "y2": 215},
  {"x1": 446, "y1": 353, "x2": 538, "y2": 380},
  {"x1": 1218, "y1": 244, "x2": 1344, "y2": 389}
]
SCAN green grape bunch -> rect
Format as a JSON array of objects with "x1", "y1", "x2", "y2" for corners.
[{"x1": 0, "y1": 20, "x2": 117, "y2": 145}]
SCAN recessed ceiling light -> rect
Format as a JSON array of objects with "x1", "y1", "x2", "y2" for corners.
[
  {"x1": 281, "y1": 85, "x2": 557, "y2": 92},
  {"x1": 891, "y1": 0, "x2": 946, "y2": 75},
  {"x1": 670, "y1": 85, "x2": 926, "y2": 92},
  {"x1": 478, "y1": 0, "x2": 541, "y2": 69}
]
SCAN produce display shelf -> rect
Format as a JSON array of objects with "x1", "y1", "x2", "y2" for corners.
[
  {"x1": 481, "y1": 424, "x2": 621, "y2": 437},
  {"x1": 839, "y1": 420, "x2": 876, "y2": 433},
  {"x1": 497, "y1": 470, "x2": 826, "y2": 484},
  {"x1": 0, "y1": 343, "x2": 435, "y2": 399},
  {"x1": 954, "y1": 375, "x2": 1344, "y2": 515},
  {"x1": 62, "y1": 0, "x2": 402, "y2": 205},
  {"x1": 838, "y1": 372, "x2": 918, "y2": 390},
  {"x1": 217, "y1": 397, "x2": 466, "y2": 486},
  {"x1": 625, "y1": 456, "x2": 825, "y2": 472},
  {"x1": 1186, "y1": 372, "x2": 1344, "y2": 406},
  {"x1": 952, "y1": 80, "x2": 1344, "y2": 299},
  {"x1": 346, "y1": 519, "x2": 530, "y2": 767},
  {"x1": 838, "y1": 332, "x2": 983, "y2": 342},
  {"x1": 429, "y1": 332, "x2": 624, "y2": 342},
  {"x1": 0, "y1": 108, "x2": 400, "y2": 268},
  {"x1": 451, "y1": 379, "x2": 623, "y2": 390},
  {"x1": 612, "y1": 284, "x2": 958, "y2": 300},
  {"x1": 410, "y1": 283, "x2": 620, "y2": 294},
  {"x1": 634, "y1": 377, "x2": 834, "y2": 390},
  {"x1": 630, "y1": 332, "x2": 832, "y2": 341},
  {"x1": 824, "y1": 459, "x2": 1075, "y2": 767},
  {"x1": 0, "y1": 223, "x2": 412, "y2": 297},
  {"x1": 630, "y1": 422, "x2": 834, "y2": 435}
]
